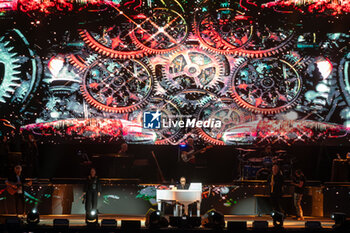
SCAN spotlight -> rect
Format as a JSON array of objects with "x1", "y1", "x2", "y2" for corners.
[
  {"x1": 331, "y1": 212, "x2": 347, "y2": 225},
  {"x1": 145, "y1": 208, "x2": 168, "y2": 229},
  {"x1": 85, "y1": 209, "x2": 98, "y2": 225},
  {"x1": 271, "y1": 211, "x2": 284, "y2": 228},
  {"x1": 201, "y1": 209, "x2": 225, "y2": 229},
  {"x1": 27, "y1": 208, "x2": 40, "y2": 225},
  {"x1": 331, "y1": 212, "x2": 348, "y2": 230}
]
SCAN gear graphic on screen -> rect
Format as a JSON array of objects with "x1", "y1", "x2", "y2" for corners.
[{"x1": 81, "y1": 58, "x2": 154, "y2": 113}]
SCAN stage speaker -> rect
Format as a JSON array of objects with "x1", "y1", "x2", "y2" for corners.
[
  {"x1": 53, "y1": 219, "x2": 69, "y2": 228},
  {"x1": 252, "y1": 220, "x2": 268, "y2": 229},
  {"x1": 227, "y1": 221, "x2": 247, "y2": 231},
  {"x1": 201, "y1": 209, "x2": 225, "y2": 229},
  {"x1": 101, "y1": 219, "x2": 117, "y2": 228},
  {"x1": 169, "y1": 216, "x2": 185, "y2": 228},
  {"x1": 5, "y1": 217, "x2": 21, "y2": 225},
  {"x1": 121, "y1": 220, "x2": 141, "y2": 229},
  {"x1": 5, "y1": 217, "x2": 21, "y2": 230},
  {"x1": 169, "y1": 216, "x2": 201, "y2": 228},
  {"x1": 189, "y1": 217, "x2": 201, "y2": 228},
  {"x1": 305, "y1": 221, "x2": 322, "y2": 229}
]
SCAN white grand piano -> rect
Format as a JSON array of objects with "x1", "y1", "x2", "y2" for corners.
[{"x1": 156, "y1": 183, "x2": 202, "y2": 216}]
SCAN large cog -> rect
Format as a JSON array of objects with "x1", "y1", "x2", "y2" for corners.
[
  {"x1": 194, "y1": 11, "x2": 253, "y2": 55},
  {"x1": 170, "y1": 89, "x2": 217, "y2": 113},
  {"x1": 161, "y1": 46, "x2": 225, "y2": 92},
  {"x1": 81, "y1": 58, "x2": 154, "y2": 113},
  {"x1": 230, "y1": 56, "x2": 303, "y2": 114},
  {"x1": 238, "y1": 25, "x2": 296, "y2": 58},
  {"x1": 196, "y1": 98, "x2": 257, "y2": 145},
  {"x1": 68, "y1": 51, "x2": 99, "y2": 73},
  {"x1": 79, "y1": 9, "x2": 148, "y2": 59},
  {"x1": 130, "y1": 8, "x2": 188, "y2": 54},
  {"x1": 338, "y1": 52, "x2": 350, "y2": 106},
  {"x1": 0, "y1": 36, "x2": 21, "y2": 104}
]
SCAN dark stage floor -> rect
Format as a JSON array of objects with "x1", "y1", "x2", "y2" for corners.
[{"x1": 0, "y1": 214, "x2": 337, "y2": 232}]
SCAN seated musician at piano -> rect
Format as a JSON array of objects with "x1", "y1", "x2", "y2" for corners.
[
  {"x1": 176, "y1": 176, "x2": 190, "y2": 190},
  {"x1": 174, "y1": 176, "x2": 198, "y2": 216}
]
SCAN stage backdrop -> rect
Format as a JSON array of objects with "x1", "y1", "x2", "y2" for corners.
[{"x1": 0, "y1": 0, "x2": 350, "y2": 146}]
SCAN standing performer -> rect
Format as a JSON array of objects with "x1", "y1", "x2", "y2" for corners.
[
  {"x1": 268, "y1": 164, "x2": 284, "y2": 213},
  {"x1": 0, "y1": 135, "x2": 10, "y2": 177},
  {"x1": 292, "y1": 169, "x2": 305, "y2": 220},
  {"x1": 5, "y1": 165, "x2": 32, "y2": 216},
  {"x1": 83, "y1": 168, "x2": 101, "y2": 216},
  {"x1": 179, "y1": 137, "x2": 212, "y2": 181},
  {"x1": 179, "y1": 137, "x2": 197, "y2": 181}
]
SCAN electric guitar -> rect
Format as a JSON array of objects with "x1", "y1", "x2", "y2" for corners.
[
  {"x1": 6, "y1": 180, "x2": 32, "y2": 195},
  {"x1": 181, "y1": 145, "x2": 213, "y2": 163}
]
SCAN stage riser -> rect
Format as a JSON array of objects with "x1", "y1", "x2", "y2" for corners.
[{"x1": 0, "y1": 183, "x2": 343, "y2": 217}]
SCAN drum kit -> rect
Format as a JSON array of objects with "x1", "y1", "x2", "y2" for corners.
[{"x1": 236, "y1": 148, "x2": 293, "y2": 180}]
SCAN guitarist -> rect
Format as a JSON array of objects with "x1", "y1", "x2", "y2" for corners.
[
  {"x1": 5, "y1": 165, "x2": 32, "y2": 216},
  {"x1": 179, "y1": 137, "x2": 212, "y2": 181}
]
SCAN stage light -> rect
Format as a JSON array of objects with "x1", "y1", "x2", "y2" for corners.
[
  {"x1": 331, "y1": 212, "x2": 346, "y2": 225},
  {"x1": 331, "y1": 212, "x2": 348, "y2": 230},
  {"x1": 201, "y1": 209, "x2": 225, "y2": 229},
  {"x1": 145, "y1": 208, "x2": 168, "y2": 229},
  {"x1": 271, "y1": 211, "x2": 284, "y2": 228},
  {"x1": 27, "y1": 208, "x2": 40, "y2": 225},
  {"x1": 85, "y1": 209, "x2": 98, "y2": 225}
]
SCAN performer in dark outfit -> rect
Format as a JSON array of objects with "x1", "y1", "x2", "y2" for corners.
[
  {"x1": 268, "y1": 164, "x2": 284, "y2": 213},
  {"x1": 83, "y1": 168, "x2": 101, "y2": 215},
  {"x1": 0, "y1": 135, "x2": 10, "y2": 177},
  {"x1": 179, "y1": 137, "x2": 197, "y2": 181},
  {"x1": 5, "y1": 165, "x2": 32, "y2": 216},
  {"x1": 175, "y1": 176, "x2": 196, "y2": 216},
  {"x1": 292, "y1": 169, "x2": 305, "y2": 220},
  {"x1": 176, "y1": 176, "x2": 190, "y2": 190},
  {"x1": 23, "y1": 134, "x2": 39, "y2": 177}
]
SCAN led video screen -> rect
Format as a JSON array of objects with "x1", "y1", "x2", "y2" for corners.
[{"x1": 0, "y1": 0, "x2": 350, "y2": 145}]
